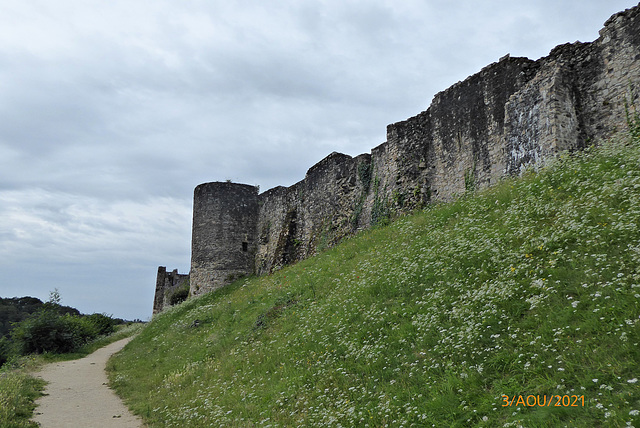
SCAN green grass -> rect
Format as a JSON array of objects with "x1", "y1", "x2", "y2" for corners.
[
  {"x1": 109, "y1": 135, "x2": 640, "y2": 427},
  {"x1": 0, "y1": 370, "x2": 44, "y2": 428}
]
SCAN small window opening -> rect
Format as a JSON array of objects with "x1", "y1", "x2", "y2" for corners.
[{"x1": 242, "y1": 242, "x2": 248, "y2": 252}]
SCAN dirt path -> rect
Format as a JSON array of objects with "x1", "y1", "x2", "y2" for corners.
[{"x1": 32, "y1": 337, "x2": 143, "y2": 427}]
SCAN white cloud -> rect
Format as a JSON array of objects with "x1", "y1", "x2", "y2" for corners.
[{"x1": 0, "y1": 189, "x2": 191, "y2": 263}]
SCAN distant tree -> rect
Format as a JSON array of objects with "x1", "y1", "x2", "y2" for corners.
[
  {"x1": 48, "y1": 288, "x2": 61, "y2": 305},
  {"x1": 0, "y1": 297, "x2": 45, "y2": 338},
  {"x1": 85, "y1": 313, "x2": 117, "y2": 336}
]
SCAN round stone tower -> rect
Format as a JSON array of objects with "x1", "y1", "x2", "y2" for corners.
[{"x1": 190, "y1": 182, "x2": 259, "y2": 296}]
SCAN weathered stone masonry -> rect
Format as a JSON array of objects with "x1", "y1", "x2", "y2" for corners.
[
  {"x1": 153, "y1": 267, "x2": 190, "y2": 315},
  {"x1": 154, "y1": 4, "x2": 640, "y2": 312},
  {"x1": 190, "y1": 182, "x2": 259, "y2": 295}
]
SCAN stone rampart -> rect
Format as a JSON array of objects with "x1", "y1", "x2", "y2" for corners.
[{"x1": 153, "y1": 4, "x2": 640, "y2": 311}]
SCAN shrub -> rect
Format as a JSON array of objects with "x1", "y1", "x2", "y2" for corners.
[
  {"x1": 85, "y1": 313, "x2": 117, "y2": 336},
  {"x1": 11, "y1": 310, "x2": 98, "y2": 355},
  {"x1": 169, "y1": 287, "x2": 189, "y2": 306}
]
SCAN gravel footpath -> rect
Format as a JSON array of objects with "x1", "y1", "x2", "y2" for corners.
[{"x1": 32, "y1": 337, "x2": 143, "y2": 427}]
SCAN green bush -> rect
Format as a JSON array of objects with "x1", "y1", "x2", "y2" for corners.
[
  {"x1": 10, "y1": 310, "x2": 98, "y2": 355},
  {"x1": 85, "y1": 313, "x2": 117, "y2": 336},
  {"x1": 169, "y1": 288, "x2": 189, "y2": 306}
]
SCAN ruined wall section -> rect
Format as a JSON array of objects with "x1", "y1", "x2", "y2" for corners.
[
  {"x1": 153, "y1": 266, "x2": 189, "y2": 315},
  {"x1": 505, "y1": 5, "x2": 640, "y2": 174},
  {"x1": 254, "y1": 152, "x2": 371, "y2": 274},
  {"x1": 583, "y1": 6, "x2": 640, "y2": 140},
  {"x1": 363, "y1": 109, "x2": 433, "y2": 225},
  {"x1": 504, "y1": 57, "x2": 585, "y2": 174},
  {"x1": 359, "y1": 56, "x2": 540, "y2": 226},
  {"x1": 252, "y1": 58, "x2": 552, "y2": 275},
  {"x1": 427, "y1": 57, "x2": 540, "y2": 197},
  {"x1": 299, "y1": 152, "x2": 366, "y2": 252},
  {"x1": 190, "y1": 182, "x2": 259, "y2": 296},
  {"x1": 255, "y1": 183, "x2": 301, "y2": 274}
]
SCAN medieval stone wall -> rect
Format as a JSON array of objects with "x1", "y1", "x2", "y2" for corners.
[
  {"x1": 154, "y1": 4, "x2": 640, "y2": 312},
  {"x1": 364, "y1": 55, "x2": 541, "y2": 218},
  {"x1": 253, "y1": 152, "x2": 371, "y2": 275}
]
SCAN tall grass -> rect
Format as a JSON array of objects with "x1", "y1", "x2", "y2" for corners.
[
  {"x1": 0, "y1": 370, "x2": 43, "y2": 428},
  {"x1": 110, "y1": 134, "x2": 640, "y2": 427}
]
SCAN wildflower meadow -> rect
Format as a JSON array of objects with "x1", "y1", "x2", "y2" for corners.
[{"x1": 110, "y1": 134, "x2": 640, "y2": 427}]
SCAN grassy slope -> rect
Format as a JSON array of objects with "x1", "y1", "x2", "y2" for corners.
[{"x1": 110, "y1": 136, "x2": 640, "y2": 427}]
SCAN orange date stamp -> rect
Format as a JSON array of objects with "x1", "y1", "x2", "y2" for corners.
[{"x1": 502, "y1": 395, "x2": 585, "y2": 407}]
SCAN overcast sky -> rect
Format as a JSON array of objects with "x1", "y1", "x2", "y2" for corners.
[{"x1": 0, "y1": 1, "x2": 636, "y2": 320}]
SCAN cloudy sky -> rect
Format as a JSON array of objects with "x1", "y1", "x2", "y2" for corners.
[{"x1": 0, "y1": 0, "x2": 636, "y2": 320}]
